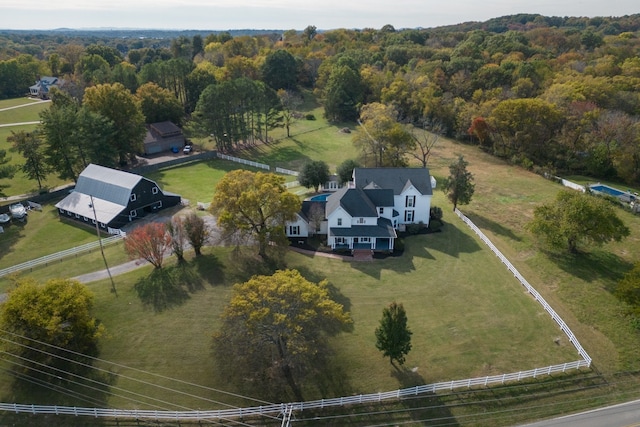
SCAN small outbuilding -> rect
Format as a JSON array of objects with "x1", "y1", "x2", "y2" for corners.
[
  {"x1": 143, "y1": 121, "x2": 186, "y2": 155},
  {"x1": 55, "y1": 164, "x2": 181, "y2": 231}
]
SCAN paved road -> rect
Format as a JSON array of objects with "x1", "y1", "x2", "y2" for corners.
[{"x1": 518, "y1": 399, "x2": 640, "y2": 427}]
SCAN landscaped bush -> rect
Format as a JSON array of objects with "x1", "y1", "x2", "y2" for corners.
[
  {"x1": 405, "y1": 222, "x2": 425, "y2": 235},
  {"x1": 305, "y1": 113, "x2": 316, "y2": 120},
  {"x1": 429, "y1": 206, "x2": 444, "y2": 231}
]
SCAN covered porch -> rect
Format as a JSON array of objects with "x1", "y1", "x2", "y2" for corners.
[{"x1": 329, "y1": 218, "x2": 396, "y2": 252}]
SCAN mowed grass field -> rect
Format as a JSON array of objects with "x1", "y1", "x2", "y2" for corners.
[
  {"x1": 1, "y1": 97, "x2": 640, "y2": 424},
  {"x1": 0, "y1": 98, "x2": 68, "y2": 197},
  {"x1": 9, "y1": 211, "x2": 576, "y2": 410}
]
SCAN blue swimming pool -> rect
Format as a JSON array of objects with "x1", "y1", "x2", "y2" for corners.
[
  {"x1": 589, "y1": 184, "x2": 637, "y2": 202},
  {"x1": 590, "y1": 184, "x2": 626, "y2": 197},
  {"x1": 309, "y1": 193, "x2": 331, "y2": 202}
]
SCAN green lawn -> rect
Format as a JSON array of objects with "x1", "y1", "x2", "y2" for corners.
[
  {"x1": 0, "y1": 101, "x2": 48, "y2": 125},
  {"x1": 2, "y1": 218, "x2": 576, "y2": 411},
  {"x1": 0, "y1": 98, "x2": 47, "y2": 110},
  {"x1": 1, "y1": 102, "x2": 640, "y2": 425},
  {"x1": 0, "y1": 99, "x2": 67, "y2": 197}
]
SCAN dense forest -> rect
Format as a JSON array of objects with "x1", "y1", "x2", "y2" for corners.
[{"x1": 2, "y1": 13, "x2": 640, "y2": 185}]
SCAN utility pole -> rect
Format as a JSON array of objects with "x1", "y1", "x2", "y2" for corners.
[{"x1": 89, "y1": 194, "x2": 118, "y2": 297}]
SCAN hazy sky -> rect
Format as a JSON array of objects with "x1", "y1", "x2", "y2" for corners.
[{"x1": 1, "y1": 0, "x2": 638, "y2": 31}]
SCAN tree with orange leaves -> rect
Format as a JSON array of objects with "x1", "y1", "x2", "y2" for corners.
[{"x1": 124, "y1": 222, "x2": 172, "y2": 269}]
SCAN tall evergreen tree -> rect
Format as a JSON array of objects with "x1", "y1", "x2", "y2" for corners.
[
  {"x1": 375, "y1": 302, "x2": 412, "y2": 366},
  {"x1": 442, "y1": 155, "x2": 475, "y2": 211}
]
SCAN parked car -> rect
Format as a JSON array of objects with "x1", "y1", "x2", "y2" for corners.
[{"x1": 183, "y1": 145, "x2": 193, "y2": 154}]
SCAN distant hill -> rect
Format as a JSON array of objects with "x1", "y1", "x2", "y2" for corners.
[{"x1": 0, "y1": 28, "x2": 284, "y2": 39}]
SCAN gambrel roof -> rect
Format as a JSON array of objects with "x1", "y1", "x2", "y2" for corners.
[
  {"x1": 354, "y1": 168, "x2": 433, "y2": 195},
  {"x1": 75, "y1": 164, "x2": 143, "y2": 207}
]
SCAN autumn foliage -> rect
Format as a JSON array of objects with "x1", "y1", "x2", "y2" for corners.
[{"x1": 124, "y1": 222, "x2": 172, "y2": 269}]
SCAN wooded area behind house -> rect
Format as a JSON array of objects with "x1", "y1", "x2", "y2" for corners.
[{"x1": 2, "y1": 13, "x2": 640, "y2": 189}]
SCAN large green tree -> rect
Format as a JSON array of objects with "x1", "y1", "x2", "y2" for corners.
[
  {"x1": 299, "y1": 160, "x2": 330, "y2": 192},
  {"x1": 323, "y1": 64, "x2": 365, "y2": 122},
  {"x1": 191, "y1": 78, "x2": 281, "y2": 150},
  {"x1": 0, "y1": 278, "x2": 105, "y2": 379},
  {"x1": 136, "y1": 82, "x2": 184, "y2": 124},
  {"x1": 336, "y1": 159, "x2": 360, "y2": 185},
  {"x1": 442, "y1": 155, "x2": 475, "y2": 211},
  {"x1": 83, "y1": 82, "x2": 146, "y2": 165},
  {"x1": 8, "y1": 130, "x2": 50, "y2": 190},
  {"x1": 262, "y1": 49, "x2": 299, "y2": 91},
  {"x1": 615, "y1": 262, "x2": 640, "y2": 318},
  {"x1": 527, "y1": 189, "x2": 630, "y2": 254},
  {"x1": 40, "y1": 92, "x2": 116, "y2": 180},
  {"x1": 0, "y1": 149, "x2": 16, "y2": 197},
  {"x1": 210, "y1": 170, "x2": 300, "y2": 259},
  {"x1": 213, "y1": 269, "x2": 352, "y2": 401},
  {"x1": 375, "y1": 302, "x2": 413, "y2": 366},
  {"x1": 353, "y1": 103, "x2": 415, "y2": 167},
  {"x1": 488, "y1": 98, "x2": 563, "y2": 164}
]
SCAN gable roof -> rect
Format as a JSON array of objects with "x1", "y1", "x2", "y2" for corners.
[
  {"x1": 363, "y1": 188, "x2": 394, "y2": 207},
  {"x1": 354, "y1": 168, "x2": 433, "y2": 196},
  {"x1": 149, "y1": 121, "x2": 183, "y2": 137},
  {"x1": 300, "y1": 200, "x2": 326, "y2": 222},
  {"x1": 74, "y1": 164, "x2": 143, "y2": 206},
  {"x1": 326, "y1": 187, "x2": 378, "y2": 218}
]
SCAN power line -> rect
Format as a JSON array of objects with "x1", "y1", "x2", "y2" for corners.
[{"x1": 0, "y1": 328, "x2": 274, "y2": 407}]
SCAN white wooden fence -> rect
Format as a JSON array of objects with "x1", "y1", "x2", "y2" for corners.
[
  {"x1": 216, "y1": 153, "x2": 269, "y2": 171},
  {"x1": 454, "y1": 208, "x2": 592, "y2": 366},
  {"x1": 0, "y1": 235, "x2": 123, "y2": 278},
  {"x1": 0, "y1": 211, "x2": 592, "y2": 421},
  {"x1": 275, "y1": 167, "x2": 299, "y2": 176}
]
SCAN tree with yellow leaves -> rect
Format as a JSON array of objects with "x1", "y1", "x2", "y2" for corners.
[
  {"x1": 213, "y1": 269, "x2": 352, "y2": 401},
  {"x1": 210, "y1": 170, "x2": 300, "y2": 259}
]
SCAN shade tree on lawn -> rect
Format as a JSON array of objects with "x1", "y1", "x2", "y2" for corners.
[
  {"x1": 124, "y1": 222, "x2": 172, "y2": 269},
  {"x1": 183, "y1": 211, "x2": 210, "y2": 257},
  {"x1": 8, "y1": 130, "x2": 50, "y2": 191},
  {"x1": 526, "y1": 189, "x2": 630, "y2": 254},
  {"x1": 299, "y1": 160, "x2": 330, "y2": 193},
  {"x1": 0, "y1": 278, "x2": 105, "y2": 381},
  {"x1": 213, "y1": 269, "x2": 352, "y2": 401},
  {"x1": 375, "y1": 301, "x2": 413, "y2": 367},
  {"x1": 442, "y1": 155, "x2": 475, "y2": 211},
  {"x1": 211, "y1": 170, "x2": 300, "y2": 260}
]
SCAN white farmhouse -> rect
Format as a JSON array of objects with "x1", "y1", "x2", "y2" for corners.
[{"x1": 287, "y1": 167, "x2": 434, "y2": 253}]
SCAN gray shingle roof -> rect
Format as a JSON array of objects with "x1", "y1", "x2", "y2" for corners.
[
  {"x1": 363, "y1": 189, "x2": 394, "y2": 207},
  {"x1": 75, "y1": 164, "x2": 142, "y2": 206},
  {"x1": 326, "y1": 187, "x2": 378, "y2": 218},
  {"x1": 300, "y1": 200, "x2": 326, "y2": 221},
  {"x1": 354, "y1": 168, "x2": 432, "y2": 196}
]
